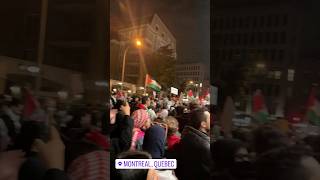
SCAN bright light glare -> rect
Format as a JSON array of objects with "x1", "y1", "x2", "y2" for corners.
[{"x1": 136, "y1": 40, "x2": 142, "y2": 47}]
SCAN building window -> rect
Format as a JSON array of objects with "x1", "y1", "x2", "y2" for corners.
[
  {"x1": 271, "y1": 49, "x2": 276, "y2": 61},
  {"x1": 243, "y1": 33, "x2": 248, "y2": 45},
  {"x1": 155, "y1": 26, "x2": 159, "y2": 31},
  {"x1": 267, "y1": 15, "x2": 272, "y2": 26},
  {"x1": 266, "y1": 32, "x2": 271, "y2": 44},
  {"x1": 268, "y1": 71, "x2": 274, "y2": 78},
  {"x1": 260, "y1": 16, "x2": 265, "y2": 27},
  {"x1": 283, "y1": 14, "x2": 288, "y2": 26},
  {"x1": 279, "y1": 50, "x2": 284, "y2": 61},
  {"x1": 273, "y1": 32, "x2": 279, "y2": 44},
  {"x1": 275, "y1": 85, "x2": 280, "y2": 96},
  {"x1": 253, "y1": 16, "x2": 258, "y2": 28},
  {"x1": 231, "y1": 17, "x2": 236, "y2": 28},
  {"x1": 287, "y1": 87, "x2": 293, "y2": 97},
  {"x1": 245, "y1": 16, "x2": 250, "y2": 28},
  {"x1": 274, "y1": 15, "x2": 279, "y2": 27},
  {"x1": 239, "y1": 17, "x2": 243, "y2": 28},
  {"x1": 275, "y1": 71, "x2": 282, "y2": 80},
  {"x1": 258, "y1": 32, "x2": 263, "y2": 44},
  {"x1": 280, "y1": 32, "x2": 286, "y2": 44},
  {"x1": 288, "y1": 69, "x2": 295, "y2": 81},
  {"x1": 226, "y1": 17, "x2": 231, "y2": 29},
  {"x1": 220, "y1": 18, "x2": 224, "y2": 29},
  {"x1": 249, "y1": 34, "x2": 254, "y2": 45}
]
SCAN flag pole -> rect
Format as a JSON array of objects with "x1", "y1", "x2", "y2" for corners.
[{"x1": 144, "y1": 74, "x2": 147, "y2": 95}]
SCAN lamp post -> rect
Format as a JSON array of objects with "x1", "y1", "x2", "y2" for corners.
[
  {"x1": 121, "y1": 39, "x2": 143, "y2": 83},
  {"x1": 35, "y1": 0, "x2": 48, "y2": 96}
]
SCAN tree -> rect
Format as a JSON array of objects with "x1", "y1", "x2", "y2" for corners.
[
  {"x1": 147, "y1": 45, "x2": 176, "y2": 90},
  {"x1": 214, "y1": 51, "x2": 259, "y2": 109}
]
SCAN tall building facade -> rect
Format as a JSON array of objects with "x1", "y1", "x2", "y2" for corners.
[
  {"x1": 110, "y1": 14, "x2": 176, "y2": 86},
  {"x1": 212, "y1": 0, "x2": 307, "y2": 114}
]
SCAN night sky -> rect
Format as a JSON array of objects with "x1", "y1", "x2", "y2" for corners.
[{"x1": 110, "y1": 0, "x2": 210, "y2": 67}]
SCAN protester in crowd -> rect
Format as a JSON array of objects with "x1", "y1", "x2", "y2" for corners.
[
  {"x1": 0, "y1": 99, "x2": 23, "y2": 145},
  {"x1": 139, "y1": 96, "x2": 157, "y2": 121},
  {"x1": 131, "y1": 109, "x2": 151, "y2": 150},
  {"x1": 110, "y1": 101, "x2": 133, "y2": 154},
  {"x1": 130, "y1": 96, "x2": 140, "y2": 114},
  {"x1": 157, "y1": 103, "x2": 169, "y2": 120},
  {"x1": 257, "y1": 145, "x2": 320, "y2": 180},
  {"x1": 142, "y1": 121, "x2": 166, "y2": 159},
  {"x1": 253, "y1": 125, "x2": 292, "y2": 156},
  {"x1": 173, "y1": 106, "x2": 188, "y2": 134},
  {"x1": 170, "y1": 108, "x2": 211, "y2": 180},
  {"x1": 165, "y1": 116, "x2": 180, "y2": 151},
  {"x1": 211, "y1": 139, "x2": 255, "y2": 180}
]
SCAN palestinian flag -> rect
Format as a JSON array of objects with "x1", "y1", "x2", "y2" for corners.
[
  {"x1": 305, "y1": 87, "x2": 320, "y2": 126},
  {"x1": 145, "y1": 74, "x2": 161, "y2": 92},
  {"x1": 188, "y1": 90, "x2": 193, "y2": 97},
  {"x1": 253, "y1": 89, "x2": 269, "y2": 124}
]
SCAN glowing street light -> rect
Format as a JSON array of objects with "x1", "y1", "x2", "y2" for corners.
[
  {"x1": 121, "y1": 38, "x2": 143, "y2": 83},
  {"x1": 135, "y1": 39, "x2": 142, "y2": 47},
  {"x1": 256, "y1": 63, "x2": 266, "y2": 68}
]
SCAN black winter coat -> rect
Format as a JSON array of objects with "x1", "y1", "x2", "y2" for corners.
[{"x1": 171, "y1": 126, "x2": 212, "y2": 180}]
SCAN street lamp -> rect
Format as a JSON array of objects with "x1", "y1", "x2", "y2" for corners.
[{"x1": 121, "y1": 39, "x2": 143, "y2": 83}]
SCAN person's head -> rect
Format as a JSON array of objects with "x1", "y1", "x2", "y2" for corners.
[
  {"x1": 141, "y1": 96, "x2": 151, "y2": 107},
  {"x1": 8, "y1": 98, "x2": 23, "y2": 115},
  {"x1": 257, "y1": 146, "x2": 320, "y2": 180},
  {"x1": 175, "y1": 106, "x2": 185, "y2": 116},
  {"x1": 253, "y1": 125, "x2": 291, "y2": 155},
  {"x1": 132, "y1": 109, "x2": 151, "y2": 130},
  {"x1": 134, "y1": 97, "x2": 140, "y2": 102},
  {"x1": 166, "y1": 116, "x2": 179, "y2": 136},
  {"x1": 211, "y1": 139, "x2": 248, "y2": 170},
  {"x1": 80, "y1": 111, "x2": 92, "y2": 129},
  {"x1": 69, "y1": 109, "x2": 92, "y2": 129},
  {"x1": 116, "y1": 151, "x2": 158, "y2": 180},
  {"x1": 188, "y1": 108, "x2": 210, "y2": 133},
  {"x1": 189, "y1": 102, "x2": 200, "y2": 111}
]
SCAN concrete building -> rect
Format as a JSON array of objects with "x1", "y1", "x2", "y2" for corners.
[
  {"x1": 110, "y1": 14, "x2": 176, "y2": 86},
  {"x1": 175, "y1": 63, "x2": 208, "y2": 83},
  {"x1": 0, "y1": 0, "x2": 108, "y2": 104},
  {"x1": 212, "y1": 0, "x2": 314, "y2": 114}
]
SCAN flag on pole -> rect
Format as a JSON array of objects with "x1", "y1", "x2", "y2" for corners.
[
  {"x1": 253, "y1": 89, "x2": 269, "y2": 124},
  {"x1": 22, "y1": 89, "x2": 38, "y2": 118},
  {"x1": 145, "y1": 74, "x2": 161, "y2": 92},
  {"x1": 188, "y1": 90, "x2": 193, "y2": 97},
  {"x1": 305, "y1": 87, "x2": 320, "y2": 126}
]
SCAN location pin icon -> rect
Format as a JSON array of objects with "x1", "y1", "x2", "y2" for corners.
[{"x1": 118, "y1": 162, "x2": 122, "y2": 166}]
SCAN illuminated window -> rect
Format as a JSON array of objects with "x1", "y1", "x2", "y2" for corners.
[
  {"x1": 288, "y1": 69, "x2": 295, "y2": 81},
  {"x1": 275, "y1": 71, "x2": 281, "y2": 80}
]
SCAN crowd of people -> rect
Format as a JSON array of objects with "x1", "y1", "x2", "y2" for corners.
[
  {"x1": 1, "y1": 88, "x2": 320, "y2": 180},
  {"x1": 109, "y1": 92, "x2": 211, "y2": 180},
  {"x1": 0, "y1": 89, "x2": 108, "y2": 180}
]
